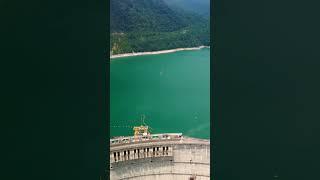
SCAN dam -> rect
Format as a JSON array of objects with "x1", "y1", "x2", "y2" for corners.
[{"x1": 110, "y1": 125, "x2": 210, "y2": 180}]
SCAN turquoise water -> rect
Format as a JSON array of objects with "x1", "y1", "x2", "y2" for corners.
[{"x1": 110, "y1": 48, "x2": 210, "y2": 139}]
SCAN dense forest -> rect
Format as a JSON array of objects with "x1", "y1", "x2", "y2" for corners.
[{"x1": 110, "y1": 0, "x2": 210, "y2": 55}]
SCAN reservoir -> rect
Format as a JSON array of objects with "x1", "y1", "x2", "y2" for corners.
[{"x1": 110, "y1": 48, "x2": 210, "y2": 139}]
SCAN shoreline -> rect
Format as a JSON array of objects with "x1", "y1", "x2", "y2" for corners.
[{"x1": 110, "y1": 46, "x2": 210, "y2": 59}]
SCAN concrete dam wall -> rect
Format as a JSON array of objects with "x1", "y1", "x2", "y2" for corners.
[{"x1": 110, "y1": 136, "x2": 210, "y2": 180}]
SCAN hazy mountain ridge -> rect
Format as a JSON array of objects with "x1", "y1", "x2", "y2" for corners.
[
  {"x1": 110, "y1": 0, "x2": 210, "y2": 55},
  {"x1": 163, "y1": 0, "x2": 210, "y2": 18}
]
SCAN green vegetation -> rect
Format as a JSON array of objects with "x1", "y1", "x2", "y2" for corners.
[{"x1": 110, "y1": 0, "x2": 210, "y2": 55}]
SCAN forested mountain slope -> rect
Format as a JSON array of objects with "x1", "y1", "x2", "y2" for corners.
[{"x1": 110, "y1": 0, "x2": 210, "y2": 55}]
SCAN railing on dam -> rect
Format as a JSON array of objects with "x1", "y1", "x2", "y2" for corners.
[
  {"x1": 110, "y1": 133, "x2": 182, "y2": 146},
  {"x1": 110, "y1": 145, "x2": 173, "y2": 164}
]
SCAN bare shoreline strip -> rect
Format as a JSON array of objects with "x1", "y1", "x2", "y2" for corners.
[{"x1": 110, "y1": 46, "x2": 210, "y2": 59}]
